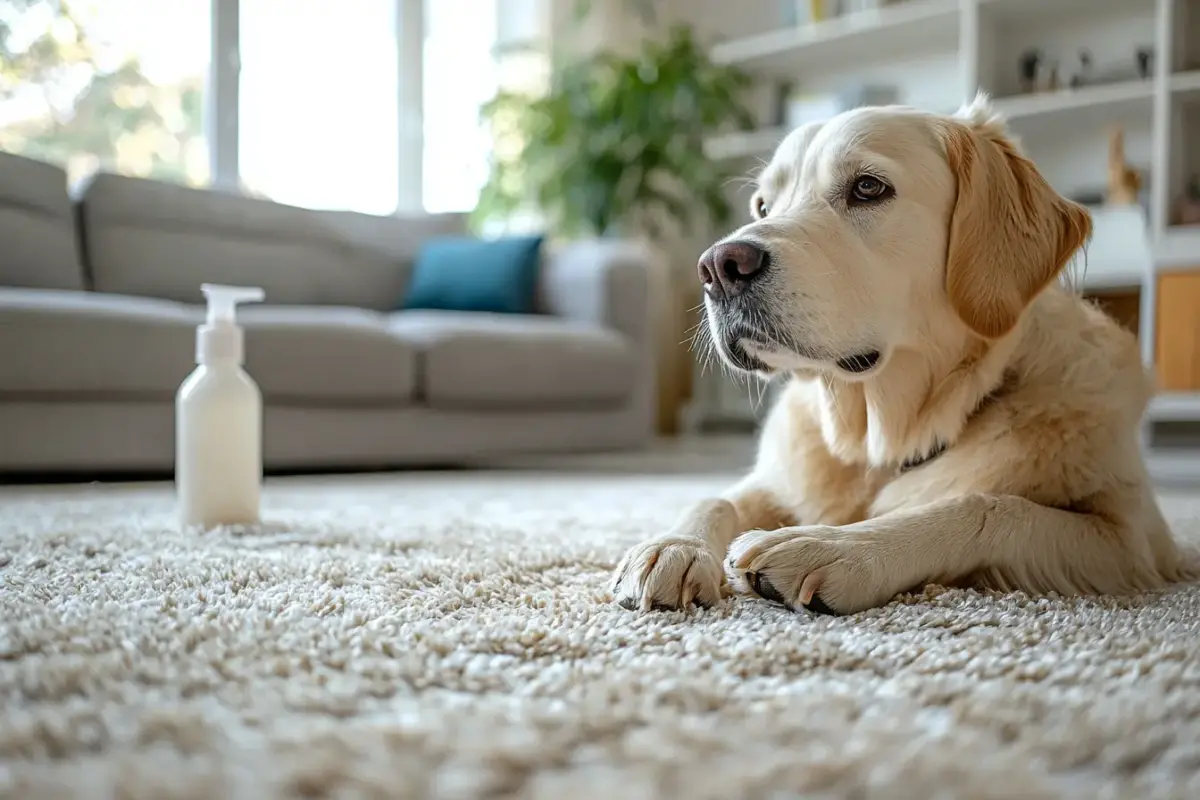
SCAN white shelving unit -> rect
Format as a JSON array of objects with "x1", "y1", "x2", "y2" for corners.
[
  {"x1": 695, "y1": 0, "x2": 1200, "y2": 472},
  {"x1": 993, "y1": 77, "x2": 1155, "y2": 119},
  {"x1": 710, "y1": 0, "x2": 962, "y2": 77}
]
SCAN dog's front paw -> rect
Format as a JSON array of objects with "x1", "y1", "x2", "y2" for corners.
[
  {"x1": 611, "y1": 536, "x2": 726, "y2": 612},
  {"x1": 725, "y1": 527, "x2": 899, "y2": 615}
]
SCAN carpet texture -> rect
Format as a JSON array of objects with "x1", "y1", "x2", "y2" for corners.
[{"x1": 3, "y1": 473, "x2": 1200, "y2": 799}]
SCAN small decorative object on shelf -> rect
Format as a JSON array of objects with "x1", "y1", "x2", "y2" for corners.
[
  {"x1": 1070, "y1": 49, "x2": 1094, "y2": 89},
  {"x1": 1019, "y1": 49, "x2": 1042, "y2": 94},
  {"x1": 1136, "y1": 46, "x2": 1154, "y2": 79},
  {"x1": 1174, "y1": 177, "x2": 1200, "y2": 226},
  {"x1": 1068, "y1": 46, "x2": 1154, "y2": 88},
  {"x1": 841, "y1": 0, "x2": 906, "y2": 11},
  {"x1": 795, "y1": 0, "x2": 831, "y2": 23},
  {"x1": 1106, "y1": 127, "x2": 1142, "y2": 207},
  {"x1": 790, "y1": 0, "x2": 909, "y2": 26}
]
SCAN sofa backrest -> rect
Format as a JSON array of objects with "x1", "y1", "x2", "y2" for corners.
[
  {"x1": 79, "y1": 172, "x2": 468, "y2": 310},
  {"x1": 0, "y1": 151, "x2": 87, "y2": 291}
]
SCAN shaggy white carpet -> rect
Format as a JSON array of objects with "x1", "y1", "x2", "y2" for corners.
[{"x1": 2, "y1": 471, "x2": 1200, "y2": 799}]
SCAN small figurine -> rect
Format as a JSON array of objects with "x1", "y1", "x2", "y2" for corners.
[
  {"x1": 1071, "y1": 49, "x2": 1094, "y2": 89},
  {"x1": 1106, "y1": 127, "x2": 1142, "y2": 206},
  {"x1": 1018, "y1": 49, "x2": 1041, "y2": 94},
  {"x1": 1136, "y1": 46, "x2": 1154, "y2": 79}
]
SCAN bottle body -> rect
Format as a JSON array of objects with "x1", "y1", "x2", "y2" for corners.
[{"x1": 175, "y1": 360, "x2": 262, "y2": 528}]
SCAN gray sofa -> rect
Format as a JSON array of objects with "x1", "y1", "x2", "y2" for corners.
[{"x1": 0, "y1": 152, "x2": 657, "y2": 473}]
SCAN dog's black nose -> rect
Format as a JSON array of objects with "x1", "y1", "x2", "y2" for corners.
[{"x1": 698, "y1": 241, "x2": 768, "y2": 299}]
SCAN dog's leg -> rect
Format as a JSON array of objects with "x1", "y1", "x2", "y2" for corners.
[
  {"x1": 610, "y1": 478, "x2": 795, "y2": 612},
  {"x1": 726, "y1": 493, "x2": 1176, "y2": 616}
]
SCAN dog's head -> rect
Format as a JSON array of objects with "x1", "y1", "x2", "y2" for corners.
[{"x1": 699, "y1": 94, "x2": 1093, "y2": 379}]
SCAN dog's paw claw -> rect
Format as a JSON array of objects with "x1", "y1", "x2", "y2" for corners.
[
  {"x1": 610, "y1": 536, "x2": 724, "y2": 612},
  {"x1": 802, "y1": 594, "x2": 840, "y2": 616},
  {"x1": 746, "y1": 570, "x2": 796, "y2": 611}
]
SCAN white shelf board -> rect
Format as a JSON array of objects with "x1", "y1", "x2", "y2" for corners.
[
  {"x1": 993, "y1": 79, "x2": 1153, "y2": 123},
  {"x1": 1072, "y1": 265, "x2": 1144, "y2": 292},
  {"x1": 1154, "y1": 226, "x2": 1200, "y2": 269},
  {"x1": 710, "y1": 0, "x2": 959, "y2": 78},
  {"x1": 1071, "y1": 205, "x2": 1151, "y2": 290},
  {"x1": 704, "y1": 127, "x2": 788, "y2": 161},
  {"x1": 1147, "y1": 393, "x2": 1200, "y2": 422},
  {"x1": 1145, "y1": 450, "x2": 1200, "y2": 486},
  {"x1": 1170, "y1": 70, "x2": 1200, "y2": 97},
  {"x1": 979, "y1": 0, "x2": 1153, "y2": 24}
]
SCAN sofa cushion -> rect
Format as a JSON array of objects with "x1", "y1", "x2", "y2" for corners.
[
  {"x1": 403, "y1": 234, "x2": 544, "y2": 314},
  {"x1": 0, "y1": 289, "x2": 418, "y2": 404},
  {"x1": 0, "y1": 152, "x2": 85, "y2": 291},
  {"x1": 389, "y1": 310, "x2": 636, "y2": 410},
  {"x1": 240, "y1": 305, "x2": 418, "y2": 403},
  {"x1": 78, "y1": 172, "x2": 467, "y2": 310}
]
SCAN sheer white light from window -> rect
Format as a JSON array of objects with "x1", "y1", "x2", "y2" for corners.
[
  {"x1": 422, "y1": 0, "x2": 499, "y2": 214},
  {"x1": 0, "y1": 0, "x2": 210, "y2": 189},
  {"x1": 239, "y1": 0, "x2": 399, "y2": 215}
]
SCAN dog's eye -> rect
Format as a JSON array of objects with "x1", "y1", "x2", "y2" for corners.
[
  {"x1": 755, "y1": 197, "x2": 770, "y2": 218},
  {"x1": 849, "y1": 175, "x2": 891, "y2": 205}
]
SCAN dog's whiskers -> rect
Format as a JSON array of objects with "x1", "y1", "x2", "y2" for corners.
[{"x1": 688, "y1": 317, "x2": 719, "y2": 378}]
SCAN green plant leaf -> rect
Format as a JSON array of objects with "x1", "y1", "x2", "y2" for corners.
[{"x1": 474, "y1": 20, "x2": 757, "y2": 239}]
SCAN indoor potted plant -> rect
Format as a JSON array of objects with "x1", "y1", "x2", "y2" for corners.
[
  {"x1": 473, "y1": 14, "x2": 759, "y2": 436},
  {"x1": 472, "y1": 22, "x2": 758, "y2": 240}
]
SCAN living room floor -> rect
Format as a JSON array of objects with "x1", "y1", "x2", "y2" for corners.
[{"x1": 3, "y1": 436, "x2": 1199, "y2": 798}]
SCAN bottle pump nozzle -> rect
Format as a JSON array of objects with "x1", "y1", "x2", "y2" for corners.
[
  {"x1": 203, "y1": 283, "x2": 264, "y2": 324},
  {"x1": 197, "y1": 283, "x2": 265, "y2": 364}
]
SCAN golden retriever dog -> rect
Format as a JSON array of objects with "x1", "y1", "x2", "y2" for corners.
[{"x1": 611, "y1": 93, "x2": 1192, "y2": 616}]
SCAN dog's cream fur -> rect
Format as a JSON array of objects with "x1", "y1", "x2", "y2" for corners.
[{"x1": 611, "y1": 95, "x2": 1193, "y2": 615}]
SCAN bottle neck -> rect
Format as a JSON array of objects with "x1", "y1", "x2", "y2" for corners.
[{"x1": 196, "y1": 323, "x2": 244, "y2": 364}]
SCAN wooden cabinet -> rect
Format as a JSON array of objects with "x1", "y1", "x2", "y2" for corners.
[{"x1": 1155, "y1": 271, "x2": 1200, "y2": 391}]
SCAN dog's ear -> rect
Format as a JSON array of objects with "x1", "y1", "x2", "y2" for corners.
[{"x1": 937, "y1": 114, "x2": 1092, "y2": 339}]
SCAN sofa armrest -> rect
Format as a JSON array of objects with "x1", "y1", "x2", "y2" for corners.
[
  {"x1": 538, "y1": 238, "x2": 660, "y2": 440},
  {"x1": 538, "y1": 238, "x2": 656, "y2": 346}
]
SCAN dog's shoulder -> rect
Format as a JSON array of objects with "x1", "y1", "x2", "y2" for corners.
[
  {"x1": 897, "y1": 285, "x2": 1153, "y2": 512},
  {"x1": 1012, "y1": 285, "x2": 1152, "y2": 421},
  {"x1": 754, "y1": 285, "x2": 1152, "y2": 520}
]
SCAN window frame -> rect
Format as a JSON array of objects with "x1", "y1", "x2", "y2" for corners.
[{"x1": 207, "y1": 0, "x2": 426, "y2": 214}]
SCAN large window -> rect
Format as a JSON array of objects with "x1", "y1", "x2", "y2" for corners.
[
  {"x1": 0, "y1": 0, "x2": 527, "y2": 216},
  {"x1": 239, "y1": 0, "x2": 399, "y2": 215},
  {"x1": 0, "y1": 0, "x2": 211, "y2": 191},
  {"x1": 421, "y1": 0, "x2": 498, "y2": 214}
]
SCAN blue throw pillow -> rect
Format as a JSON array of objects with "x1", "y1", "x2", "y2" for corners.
[{"x1": 402, "y1": 234, "x2": 544, "y2": 314}]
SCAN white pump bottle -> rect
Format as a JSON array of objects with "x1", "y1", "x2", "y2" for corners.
[{"x1": 176, "y1": 283, "x2": 265, "y2": 529}]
